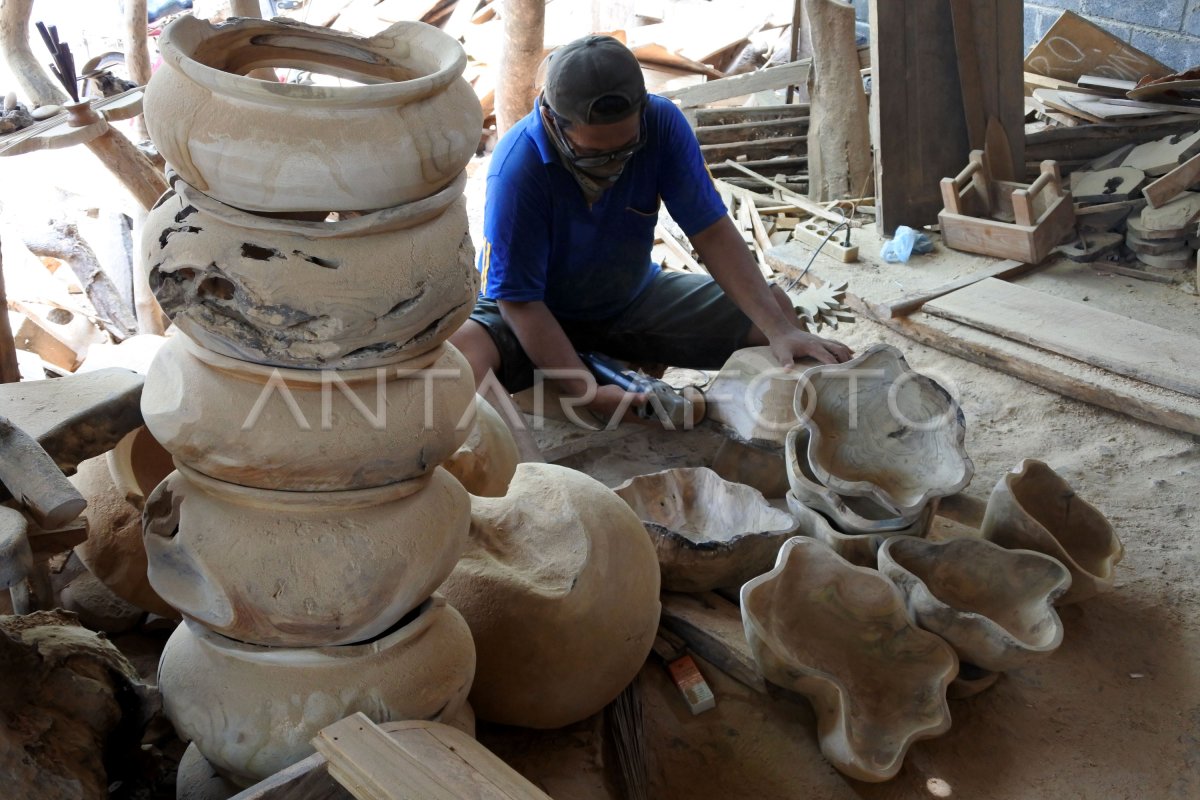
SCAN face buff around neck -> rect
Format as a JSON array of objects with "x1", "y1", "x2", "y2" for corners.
[{"x1": 540, "y1": 109, "x2": 631, "y2": 205}]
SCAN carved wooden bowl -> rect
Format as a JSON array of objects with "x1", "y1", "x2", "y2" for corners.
[
  {"x1": 785, "y1": 491, "x2": 931, "y2": 569},
  {"x1": 614, "y1": 467, "x2": 797, "y2": 592},
  {"x1": 794, "y1": 343, "x2": 973, "y2": 518},
  {"x1": 785, "y1": 425, "x2": 926, "y2": 533},
  {"x1": 981, "y1": 459, "x2": 1123, "y2": 605},
  {"x1": 878, "y1": 536, "x2": 1071, "y2": 671},
  {"x1": 741, "y1": 537, "x2": 957, "y2": 782}
]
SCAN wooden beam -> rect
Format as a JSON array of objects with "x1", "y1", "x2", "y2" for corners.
[
  {"x1": 699, "y1": 134, "x2": 807, "y2": 163},
  {"x1": 660, "y1": 591, "x2": 766, "y2": 694},
  {"x1": 925, "y1": 278, "x2": 1200, "y2": 399},
  {"x1": 661, "y1": 60, "x2": 810, "y2": 108},
  {"x1": 869, "y1": 259, "x2": 1036, "y2": 318},
  {"x1": 693, "y1": 104, "x2": 810, "y2": 126},
  {"x1": 695, "y1": 118, "x2": 809, "y2": 145}
]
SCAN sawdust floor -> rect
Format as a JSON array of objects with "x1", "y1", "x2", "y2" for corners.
[{"x1": 477, "y1": 314, "x2": 1200, "y2": 800}]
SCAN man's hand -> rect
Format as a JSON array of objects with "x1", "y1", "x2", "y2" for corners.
[
  {"x1": 586, "y1": 384, "x2": 648, "y2": 427},
  {"x1": 769, "y1": 328, "x2": 854, "y2": 368}
]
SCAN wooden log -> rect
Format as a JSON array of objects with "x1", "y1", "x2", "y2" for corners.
[
  {"x1": 0, "y1": 0, "x2": 68, "y2": 107},
  {"x1": 0, "y1": 235, "x2": 18, "y2": 384},
  {"x1": 803, "y1": 0, "x2": 872, "y2": 202},
  {"x1": 495, "y1": 0, "x2": 544, "y2": 135},
  {"x1": 0, "y1": 415, "x2": 87, "y2": 530},
  {"x1": 23, "y1": 221, "x2": 138, "y2": 339},
  {"x1": 67, "y1": 103, "x2": 167, "y2": 211},
  {"x1": 123, "y1": 0, "x2": 150, "y2": 137}
]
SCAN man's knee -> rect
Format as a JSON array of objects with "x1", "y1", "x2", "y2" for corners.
[{"x1": 449, "y1": 319, "x2": 501, "y2": 389}]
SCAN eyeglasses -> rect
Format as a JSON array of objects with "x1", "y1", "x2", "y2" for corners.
[{"x1": 543, "y1": 101, "x2": 647, "y2": 169}]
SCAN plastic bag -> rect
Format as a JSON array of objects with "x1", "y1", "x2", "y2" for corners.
[{"x1": 881, "y1": 226, "x2": 934, "y2": 263}]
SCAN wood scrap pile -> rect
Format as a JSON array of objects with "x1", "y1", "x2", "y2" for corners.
[
  {"x1": 1022, "y1": 10, "x2": 1200, "y2": 178},
  {"x1": 652, "y1": 167, "x2": 861, "y2": 331},
  {"x1": 1065, "y1": 127, "x2": 1200, "y2": 285},
  {"x1": 694, "y1": 105, "x2": 808, "y2": 194}
]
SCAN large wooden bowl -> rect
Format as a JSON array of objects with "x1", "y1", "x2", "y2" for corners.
[
  {"x1": 614, "y1": 467, "x2": 797, "y2": 592},
  {"x1": 794, "y1": 343, "x2": 973, "y2": 518}
]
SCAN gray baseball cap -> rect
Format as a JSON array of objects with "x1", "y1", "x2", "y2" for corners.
[{"x1": 544, "y1": 35, "x2": 647, "y2": 125}]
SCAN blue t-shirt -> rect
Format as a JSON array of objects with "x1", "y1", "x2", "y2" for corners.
[{"x1": 478, "y1": 95, "x2": 727, "y2": 321}]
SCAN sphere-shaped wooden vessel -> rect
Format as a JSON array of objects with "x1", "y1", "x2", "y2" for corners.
[
  {"x1": 159, "y1": 597, "x2": 475, "y2": 786},
  {"x1": 143, "y1": 176, "x2": 477, "y2": 369},
  {"x1": 438, "y1": 463, "x2": 661, "y2": 729},
  {"x1": 144, "y1": 16, "x2": 483, "y2": 212},
  {"x1": 144, "y1": 465, "x2": 470, "y2": 646},
  {"x1": 142, "y1": 333, "x2": 475, "y2": 491}
]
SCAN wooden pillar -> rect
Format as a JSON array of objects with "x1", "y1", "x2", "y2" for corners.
[
  {"x1": 803, "y1": 0, "x2": 872, "y2": 203},
  {"x1": 0, "y1": 0, "x2": 68, "y2": 107},
  {"x1": 496, "y1": 0, "x2": 545, "y2": 135}
]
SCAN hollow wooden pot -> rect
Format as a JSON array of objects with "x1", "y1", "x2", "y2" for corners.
[
  {"x1": 878, "y1": 536, "x2": 1071, "y2": 671},
  {"x1": 142, "y1": 333, "x2": 475, "y2": 491},
  {"x1": 144, "y1": 16, "x2": 483, "y2": 212},
  {"x1": 158, "y1": 596, "x2": 475, "y2": 786},
  {"x1": 794, "y1": 343, "x2": 973, "y2": 518},
  {"x1": 143, "y1": 464, "x2": 470, "y2": 647},
  {"x1": 143, "y1": 176, "x2": 477, "y2": 369}
]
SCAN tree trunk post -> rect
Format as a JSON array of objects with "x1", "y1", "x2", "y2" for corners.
[
  {"x1": 0, "y1": 236, "x2": 21, "y2": 384},
  {"x1": 803, "y1": 0, "x2": 872, "y2": 202},
  {"x1": 496, "y1": 0, "x2": 545, "y2": 135}
]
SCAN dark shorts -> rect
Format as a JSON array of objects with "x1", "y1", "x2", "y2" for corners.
[{"x1": 470, "y1": 270, "x2": 755, "y2": 393}]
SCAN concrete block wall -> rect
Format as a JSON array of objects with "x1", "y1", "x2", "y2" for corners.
[{"x1": 850, "y1": 1, "x2": 1199, "y2": 72}]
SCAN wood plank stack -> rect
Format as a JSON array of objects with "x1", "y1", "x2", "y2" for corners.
[{"x1": 694, "y1": 104, "x2": 809, "y2": 193}]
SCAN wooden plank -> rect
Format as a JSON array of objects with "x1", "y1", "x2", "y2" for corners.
[
  {"x1": 315, "y1": 714, "x2": 460, "y2": 800},
  {"x1": 1024, "y1": 10, "x2": 1172, "y2": 83},
  {"x1": 870, "y1": 0, "x2": 971, "y2": 235},
  {"x1": 693, "y1": 104, "x2": 809, "y2": 126},
  {"x1": 926, "y1": 278, "x2": 1200, "y2": 399},
  {"x1": 765, "y1": 249, "x2": 1200, "y2": 436},
  {"x1": 655, "y1": 224, "x2": 705, "y2": 273},
  {"x1": 660, "y1": 60, "x2": 810, "y2": 108},
  {"x1": 699, "y1": 134, "x2": 807, "y2": 163},
  {"x1": 1144, "y1": 151, "x2": 1200, "y2": 208},
  {"x1": 695, "y1": 117, "x2": 809, "y2": 145},
  {"x1": 660, "y1": 591, "x2": 766, "y2": 694},
  {"x1": 869, "y1": 259, "x2": 1036, "y2": 318},
  {"x1": 708, "y1": 156, "x2": 807, "y2": 177}
]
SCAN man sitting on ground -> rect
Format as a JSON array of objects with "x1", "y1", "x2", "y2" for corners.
[{"x1": 450, "y1": 34, "x2": 852, "y2": 425}]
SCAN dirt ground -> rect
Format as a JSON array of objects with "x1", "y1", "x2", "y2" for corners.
[{"x1": 479, "y1": 312, "x2": 1200, "y2": 800}]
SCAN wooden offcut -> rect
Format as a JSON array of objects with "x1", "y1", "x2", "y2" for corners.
[
  {"x1": 1143, "y1": 152, "x2": 1200, "y2": 208},
  {"x1": 925, "y1": 278, "x2": 1200, "y2": 399}
]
